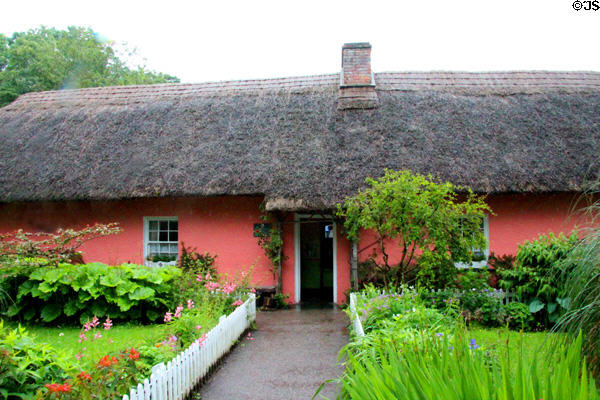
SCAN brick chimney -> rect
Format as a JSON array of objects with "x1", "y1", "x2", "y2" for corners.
[{"x1": 338, "y1": 42, "x2": 378, "y2": 110}]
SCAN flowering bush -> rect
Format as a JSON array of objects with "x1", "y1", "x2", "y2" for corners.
[
  {"x1": 37, "y1": 349, "x2": 141, "y2": 400},
  {"x1": 0, "y1": 223, "x2": 121, "y2": 264}
]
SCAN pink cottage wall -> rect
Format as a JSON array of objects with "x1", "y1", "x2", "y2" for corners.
[
  {"x1": 0, "y1": 196, "x2": 275, "y2": 287},
  {"x1": 0, "y1": 192, "x2": 586, "y2": 305},
  {"x1": 356, "y1": 193, "x2": 585, "y2": 264}
]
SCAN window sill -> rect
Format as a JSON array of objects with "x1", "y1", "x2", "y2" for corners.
[
  {"x1": 145, "y1": 260, "x2": 178, "y2": 268},
  {"x1": 455, "y1": 260, "x2": 488, "y2": 269}
]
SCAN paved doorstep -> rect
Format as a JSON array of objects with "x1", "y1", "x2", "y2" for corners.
[{"x1": 196, "y1": 306, "x2": 348, "y2": 400}]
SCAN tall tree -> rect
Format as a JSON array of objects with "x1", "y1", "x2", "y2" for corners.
[
  {"x1": 337, "y1": 169, "x2": 491, "y2": 286},
  {"x1": 0, "y1": 26, "x2": 178, "y2": 107}
]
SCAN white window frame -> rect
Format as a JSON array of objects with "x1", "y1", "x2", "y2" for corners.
[
  {"x1": 143, "y1": 216, "x2": 179, "y2": 267},
  {"x1": 455, "y1": 214, "x2": 489, "y2": 269}
]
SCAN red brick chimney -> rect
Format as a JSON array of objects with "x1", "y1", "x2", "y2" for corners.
[{"x1": 338, "y1": 42, "x2": 378, "y2": 110}]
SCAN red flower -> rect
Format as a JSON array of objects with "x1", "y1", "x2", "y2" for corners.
[
  {"x1": 98, "y1": 355, "x2": 119, "y2": 367},
  {"x1": 128, "y1": 348, "x2": 140, "y2": 360},
  {"x1": 77, "y1": 371, "x2": 92, "y2": 382},
  {"x1": 45, "y1": 382, "x2": 72, "y2": 393}
]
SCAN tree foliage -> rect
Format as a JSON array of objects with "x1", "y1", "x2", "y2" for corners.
[
  {"x1": 0, "y1": 26, "x2": 179, "y2": 107},
  {"x1": 337, "y1": 169, "x2": 490, "y2": 285},
  {"x1": 0, "y1": 223, "x2": 122, "y2": 264}
]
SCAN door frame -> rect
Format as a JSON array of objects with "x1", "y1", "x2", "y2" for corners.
[{"x1": 294, "y1": 213, "x2": 337, "y2": 304}]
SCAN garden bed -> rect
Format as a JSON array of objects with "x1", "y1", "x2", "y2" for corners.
[{"x1": 335, "y1": 287, "x2": 598, "y2": 400}]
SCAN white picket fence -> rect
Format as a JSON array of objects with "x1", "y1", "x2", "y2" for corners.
[
  {"x1": 354, "y1": 288, "x2": 515, "y2": 305},
  {"x1": 122, "y1": 293, "x2": 256, "y2": 400},
  {"x1": 348, "y1": 293, "x2": 365, "y2": 338}
]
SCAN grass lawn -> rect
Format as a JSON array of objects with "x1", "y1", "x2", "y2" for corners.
[
  {"x1": 469, "y1": 326, "x2": 552, "y2": 360},
  {"x1": 7, "y1": 314, "x2": 220, "y2": 371},
  {"x1": 8, "y1": 322, "x2": 166, "y2": 366}
]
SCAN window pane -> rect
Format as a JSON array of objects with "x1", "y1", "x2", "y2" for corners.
[
  {"x1": 148, "y1": 243, "x2": 159, "y2": 253},
  {"x1": 169, "y1": 220, "x2": 178, "y2": 231},
  {"x1": 159, "y1": 231, "x2": 168, "y2": 241},
  {"x1": 169, "y1": 231, "x2": 178, "y2": 242},
  {"x1": 160, "y1": 243, "x2": 169, "y2": 253},
  {"x1": 149, "y1": 231, "x2": 158, "y2": 241},
  {"x1": 149, "y1": 220, "x2": 158, "y2": 230},
  {"x1": 159, "y1": 220, "x2": 169, "y2": 231},
  {"x1": 170, "y1": 244, "x2": 178, "y2": 254}
]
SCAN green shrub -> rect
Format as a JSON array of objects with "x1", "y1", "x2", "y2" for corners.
[
  {"x1": 504, "y1": 302, "x2": 534, "y2": 331},
  {"x1": 0, "y1": 321, "x2": 76, "y2": 399},
  {"x1": 499, "y1": 232, "x2": 578, "y2": 328},
  {"x1": 458, "y1": 289, "x2": 506, "y2": 327},
  {"x1": 455, "y1": 268, "x2": 490, "y2": 290},
  {"x1": 2, "y1": 260, "x2": 180, "y2": 324},
  {"x1": 415, "y1": 251, "x2": 457, "y2": 289}
]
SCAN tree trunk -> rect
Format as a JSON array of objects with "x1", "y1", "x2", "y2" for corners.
[
  {"x1": 351, "y1": 239, "x2": 359, "y2": 291},
  {"x1": 276, "y1": 221, "x2": 283, "y2": 294}
]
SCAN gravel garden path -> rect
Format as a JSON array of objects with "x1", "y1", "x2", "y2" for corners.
[{"x1": 196, "y1": 306, "x2": 348, "y2": 400}]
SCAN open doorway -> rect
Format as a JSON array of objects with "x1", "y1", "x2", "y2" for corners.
[{"x1": 300, "y1": 219, "x2": 334, "y2": 304}]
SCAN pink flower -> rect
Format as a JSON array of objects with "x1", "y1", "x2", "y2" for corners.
[
  {"x1": 196, "y1": 275, "x2": 203, "y2": 282},
  {"x1": 222, "y1": 282, "x2": 237, "y2": 295},
  {"x1": 246, "y1": 333, "x2": 254, "y2": 341},
  {"x1": 232, "y1": 299, "x2": 243, "y2": 307},
  {"x1": 91, "y1": 316, "x2": 99, "y2": 328},
  {"x1": 205, "y1": 272, "x2": 211, "y2": 281},
  {"x1": 174, "y1": 305, "x2": 184, "y2": 319},
  {"x1": 250, "y1": 288, "x2": 256, "y2": 293},
  {"x1": 195, "y1": 334, "x2": 208, "y2": 347},
  {"x1": 164, "y1": 311, "x2": 173, "y2": 322},
  {"x1": 75, "y1": 352, "x2": 83, "y2": 360},
  {"x1": 83, "y1": 321, "x2": 92, "y2": 332},
  {"x1": 204, "y1": 281, "x2": 220, "y2": 291},
  {"x1": 187, "y1": 299, "x2": 195, "y2": 309},
  {"x1": 109, "y1": 339, "x2": 114, "y2": 344},
  {"x1": 195, "y1": 325, "x2": 202, "y2": 330},
  {"x1": 78, "y1": 333, "x2": 87, "y2": 343},
  {"x1": 103, "y1": 317, "x2": 112, "y2": 330},
  {"x1": 94, "y1": 332, "x2": 102, "y2": 339}
]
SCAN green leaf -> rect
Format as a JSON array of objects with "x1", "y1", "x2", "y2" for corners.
[
  {"x1": 100, "y1": 273, "x2": 124, "y2": 287},
  {"x1": 40, "y1": 303, "x2": 62, "y2": 322},
  {"x1": 529, "y1": 299, "x2": 545, "y2": 313},
  {"x1": 557, "y1": 297, "x2": 571, "y2": 310},
  {"x1": 64, "y1": 299, "x2": 80, "y2": 317},
  {"x1": 129, "y1": 287, "x2": 155, "y2": 301},
  {"x1": 145, "y1": 309, "x2": 160, "y2": 321},
  {"x1": 547, "y1": 302, "x2": 558, "y2": 315}
]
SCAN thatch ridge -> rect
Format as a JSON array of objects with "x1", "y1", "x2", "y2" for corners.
[{"x1": 1, "y1": 71, "x2": 599, "y2": 210}]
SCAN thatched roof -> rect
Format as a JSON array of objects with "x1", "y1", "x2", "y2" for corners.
[{"x1": 1, "y1": 71, "x2": 599, "y2": 211}]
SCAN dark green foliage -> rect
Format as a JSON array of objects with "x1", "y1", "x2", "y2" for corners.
[
  {"x1": 1, "y1": 260, "x2": 180, "y2": 324},
  {"x1": 0, "y1": 321, "x2": 75, "y2": 399},
  {"x1": 487, "y1": 253, "x2": 516, "y2": 287},
  {"x1": 458, "y1": 289, "x2": 506, "y2": 327},
  {"x1": 415, "y1": 251, "x2": 458, "y2": 289},
  {"x1": 503, "y1": 302, "x2": 534, "y2": 331},
  {"x1": 173, "y1": 244, "x2": 217, "y2": 306},
  {"x1": 178, "y1": 243, "x2": 216, "y2": 275},
  {"x1": 0, "y1": 26, "x2": 178, "y2": 107},
  {"x1": 455, "y1": 268, "x2": 490, "y2": 290},
  {"x1": 499, "y1": 232, "x2": 579, "y2": 328}
]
